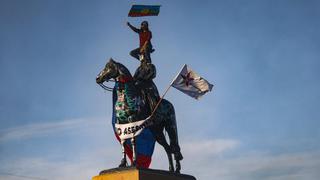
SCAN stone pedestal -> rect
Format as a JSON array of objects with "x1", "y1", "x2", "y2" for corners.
[{"x1": 92, "y1": 167, "x2": 196, "y2": 180}]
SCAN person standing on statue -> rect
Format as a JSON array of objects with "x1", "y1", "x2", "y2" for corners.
[{"x1": 127, "y1": 21, "x2": 154, "y2": 63}]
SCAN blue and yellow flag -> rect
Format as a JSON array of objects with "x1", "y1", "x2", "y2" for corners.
[{"x1": 128, "y1": 5, "x2": 160, "y2": 17}]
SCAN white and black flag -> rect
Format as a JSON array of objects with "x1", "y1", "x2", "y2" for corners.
[{"x1": 172, "y1": 64, "x2": 213, "y2": 99}]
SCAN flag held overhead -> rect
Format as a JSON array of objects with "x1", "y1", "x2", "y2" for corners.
[
  {"x1": 172, "y1": 64, "x2": 213, "y2": 99},
  {"x1": 128, "y1": 5, "x2": 161, "y2": 17}
]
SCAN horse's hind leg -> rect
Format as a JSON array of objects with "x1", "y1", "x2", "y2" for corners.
[
  {"x1": 119, "y1": 139, "x2": 127, "y2": 167},
  {"x1": 165, "y1": 113, "x2": 183, "y2": 158},
  {"x1": 175, "y1": 159, "x2": 181, "y2": 173},
  {"x1": 165, "y1": 124, "x2": 183, "y2": 173},
  {"x1": 154, "y1": 132, "x2": 174, "y2": 172},
  {"x1": 164, "y1": 103, "x2": 183, "y2": 173}
]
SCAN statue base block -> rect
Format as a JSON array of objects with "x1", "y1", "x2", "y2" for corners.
[{"x1": 92, "y1": 167, "x2": 196, "y2": 180}]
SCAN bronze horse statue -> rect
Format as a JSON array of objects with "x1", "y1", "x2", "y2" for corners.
[{"x1": 96, "y1": 58, "x2": 183, "y2": 173}]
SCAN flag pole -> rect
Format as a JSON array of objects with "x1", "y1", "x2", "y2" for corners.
[{"x1": 149, "y1": 64, "x2": 186, "y2": 117}]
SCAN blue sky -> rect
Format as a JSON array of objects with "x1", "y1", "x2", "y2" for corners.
[{"x1": 1, "y1": 0, "x2": 320, "y2": 179}]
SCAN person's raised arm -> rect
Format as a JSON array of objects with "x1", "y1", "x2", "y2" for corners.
[{"x1": 127, "y1": 22, "x2": 140, "y2": 33}]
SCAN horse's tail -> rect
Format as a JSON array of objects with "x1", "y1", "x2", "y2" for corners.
[{"x1": 162, "y1": 99, "x2": 183, "y2": 161}]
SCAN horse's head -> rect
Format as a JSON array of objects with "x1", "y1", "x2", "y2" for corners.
[{"x1": 96, "y1": 58, "x2": 132, "y2": 84}]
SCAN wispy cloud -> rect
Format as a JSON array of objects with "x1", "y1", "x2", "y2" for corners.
[
  {"x1": 182, "y1": 139, "x2": 240, "y2": 156},
  {"x1": 0, "y1": 147, "x2": 120, "y2": 180},
  {"x1": 1, "y1": 120, "x2": 319, "y2": 180},
  {"x1": 0, "y1": 138, "x2": 240, "y2": 180},
  {"x1": 183, "y1": 150, "x2": 320, "y2": 180},
  {"x1": 151, "y1": 138, "x2": 240, "y2": 172},
  {"x1": 152, "y1": 139, "x2": 320, "y2": 180},
  {"x1": 1, "y1": 127, "x2": 320, "y2": 180},
  {"x1": 0, "y1": 117, "x2": 106, "y2": 143}
]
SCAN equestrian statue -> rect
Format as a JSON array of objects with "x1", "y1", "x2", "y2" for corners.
[{"x1": 96, "y1": 57, "x2": 183, "y2": 173}]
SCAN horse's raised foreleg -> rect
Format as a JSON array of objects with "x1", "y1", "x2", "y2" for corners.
[
  {"x1": 131, "y1": 137, "x2": 137, "y2": 166},
  {"x1": 119, "y1": 139, "x2": 127, "y2": 167}
]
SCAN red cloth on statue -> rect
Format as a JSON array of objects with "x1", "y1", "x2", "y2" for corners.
[{"x1": 115, "y1": 133, "x2": 152, "y2": 168}]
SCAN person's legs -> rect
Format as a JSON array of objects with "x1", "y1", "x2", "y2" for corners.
[
  {"x1": 130, "y1": 48, "x2": 140, "y2": 61},
  {"x1": 144, "y1": 46, "x2": 152, "y2": 63}
]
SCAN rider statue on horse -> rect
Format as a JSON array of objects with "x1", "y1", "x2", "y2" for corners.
[{"x1": 96, "y1": 20, "x2": 183, "y2": 173}]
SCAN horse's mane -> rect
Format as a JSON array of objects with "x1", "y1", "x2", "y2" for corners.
[{"x1": 115, "y1": 61, "x2": 132, "y2": 78}]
